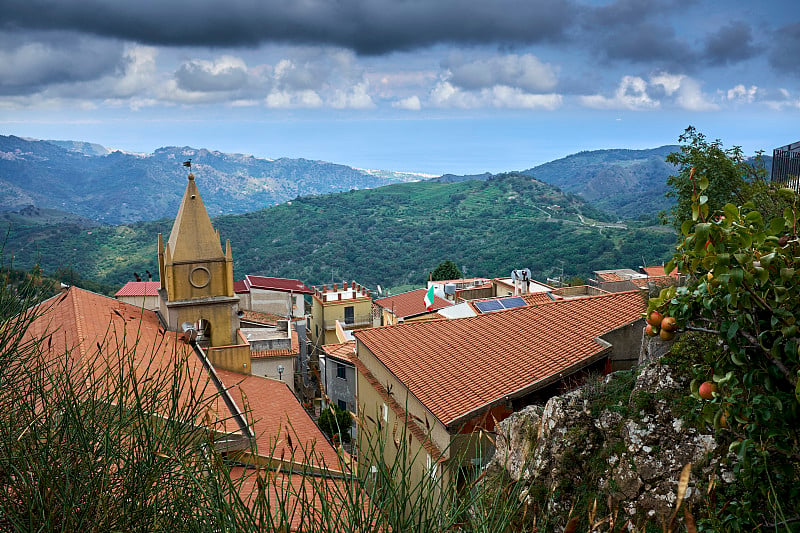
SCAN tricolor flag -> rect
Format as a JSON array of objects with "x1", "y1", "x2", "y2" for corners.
[{"x1": 424, "y1": 286, "x2": 435, "y2": 311}]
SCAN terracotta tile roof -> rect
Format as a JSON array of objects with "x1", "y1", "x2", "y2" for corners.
[
  {"x1": 230, "y1": 467, "x2": 352, "y2": 531},
  {"x1": 240, "y1": 310, "x2": 285, "y2": 325},
  {"x1": 597, "y1": 272, "x2": 624, "y2": 282},
  {"x1": 355, "y1": 291, "x2": 646, "y2": 428},
  {"x1": 250, "y1": 329, "x2": 300, "y2": 359},
  {"x1": 373, "y1": 288, "x2": 451, "y2": 318},
  {"x1": 114, "y1": 281, "x2": 161, "y2": 297},
  {"x1": 244, "y1": 275, "x2": 314, "y2": 295},
  {"x1": 640, "y1": 266, "x2": 679, "y2": 279},
  {"x1": 630, "y1": 275, "x2": 676, "y2": 289},
  {"x1": 521, "y1": 292, "x2": 555, "y2": 305},
  {"x1": 215, "y1": 369, "x2": 342, "y2": 470},
  {"x1": 25, "y1": 287, "x2": 238, "y2": 435},
  {"x1": 321, "y1": 341, "x2": 356, "y2": 364}
]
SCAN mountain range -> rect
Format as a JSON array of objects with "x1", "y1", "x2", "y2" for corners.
[
  {"x1": 0, "y1": 135, "x2": 425, "y2": 224},
  {"x1": 2, "y1": 170, "x2": 676, "y2": 291}
]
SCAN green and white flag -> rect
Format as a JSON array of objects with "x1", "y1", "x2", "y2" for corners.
[{"x1": 424, "y1": 286, "x2": 435, "y2": 311}]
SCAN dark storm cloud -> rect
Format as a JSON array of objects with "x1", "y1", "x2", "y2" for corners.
[
  {"x1": 703, "y1": 21, "x2": 760, "y2": 65},
  {"x1": 0, "y1": 0, "x2": 574, "y2": 55},
  {"x1": 0, "y1": 31, "x2": 125, "y2": 95},
  {"x1": 175, "y1": 59, "x2": 250, "y2": 92},
  {"x1": 769, "y1": 22, "x2": 800, "y2": 75},
  {"x1": 579, "y1": 0, "x2": 697, "y2": 70}
]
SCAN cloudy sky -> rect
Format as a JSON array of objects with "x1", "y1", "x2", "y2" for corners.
[{"x1": 1, "y1": 0, "x2": 798, "y2": 174}]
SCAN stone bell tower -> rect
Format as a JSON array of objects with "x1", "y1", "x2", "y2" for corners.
[{"x1": 157, "y1": 171, "x2": 241, "y2": 348}]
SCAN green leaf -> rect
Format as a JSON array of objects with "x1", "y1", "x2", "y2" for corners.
[
  {"x1": 781, "y1": 267, "x2": 795, "y2": 281},
  {"x1": 681, "y1": 219, "x2": 694, "y2": 236},
  {"x1": 760, "y1": 252, "x2": 776, "y2": 267},
  {"x1": 770, "y1": 216, "x2": 786, "y2": 234},
  {"x1": 699, "y1": 195, "x2": 708, "y2": 205},
  {"x1": 692, "y1": 203, "x2": 699, "y2": 221},
  {"x1": 723, "y1": 203, "x2": 739, "y2": 220},
  {"x1": 698, "y1": 175, "x2": 709, "y2": 191}
]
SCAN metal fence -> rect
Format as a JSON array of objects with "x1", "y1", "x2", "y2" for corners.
[{"x1": 771, "y1": 141, "x2": 800, "y2": 191}]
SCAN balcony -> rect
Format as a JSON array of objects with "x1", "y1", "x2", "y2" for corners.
[
  {"x1": 323, "y1": 315, "x2": 372, "y2": 330},
  {"x1": 771, "y1": 141, "x2": 800, "y2": 191}
]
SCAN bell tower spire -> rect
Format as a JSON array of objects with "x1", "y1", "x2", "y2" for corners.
[{"x1": 157, "y1": 168, "x2": 240, "y2": 348}]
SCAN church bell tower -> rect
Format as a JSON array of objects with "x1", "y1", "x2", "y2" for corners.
[{"x1": 157, "y1": 171, "x2": 241, "y2": 348}]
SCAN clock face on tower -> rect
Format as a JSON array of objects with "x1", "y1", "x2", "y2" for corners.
[{"x1": 189, "y1": 266, "x2": 211, "y2": 289}]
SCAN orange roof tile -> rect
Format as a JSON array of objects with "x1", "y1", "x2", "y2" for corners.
[
  {"x1": 521, "y1": 292, "x2": 555, "y2": 305},
  {"x1": 250, "y1": 329, "x2": 300, "y2": 359},
  {"x1": 355, "y1": 291, "x2": 646, "y2": 428},
  {"x1": 373, "y1": 288, "x2": 451, "y2": 318},
  {"x1": 597, "y1": 272, "x2": 624, "y2": 282},
  {"x1": 25, "y1": 287, "x2": 238, "y2": 436},
  {"x1": 241, "y1": 310, "x2": 285, "y2": 325},
  {"x1": 215, "y1": 369, "x2": 342, "y2": 470},
  {"x1": 114, "y1": 281, "x2": 161, "y2": 297},
  {"x1": 640, "y1": 265, "x2": 679, "y2": 279},
  {"x1": 321, "y1": 341, "x2": 356, "y2": 364}
]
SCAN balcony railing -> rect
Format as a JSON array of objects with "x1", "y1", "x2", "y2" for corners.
[
  {"x1": 771, "y1": 141, "x2": 800, "y2": 191},
  {"x1": 323, "y1": 315, "x2": 372, "y2": 330}
]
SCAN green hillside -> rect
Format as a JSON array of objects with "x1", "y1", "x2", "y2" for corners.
[
  {"x1": 522, "y1": 146, "x2": 680, "y2": 219},
  {"x1": 2, "y1": 173, "x2": 676, "y2": 291}
]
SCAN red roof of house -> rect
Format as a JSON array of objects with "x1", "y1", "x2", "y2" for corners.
[
  {"x1": 237, "y1": 275, "x2": 314, "y2": 295},
  {"x1": 233, "y1": 280, "x2": 248, "y2": 293},
  {"x1": 355, "y1": 290, "x2": 646, "y2": 428},
  {"x1": 373, "y1": 288, "x2": 451, "y2": 318},
  {"x1": 640, "y1": 265, "x2": 679, "y2": 279},
  {"x1": 521, "y1": 292, "x2": 555, "y2": 305},
  {"x1": 26, "y1": 287, "x2": 237, "y2": 435},
  {"x1": 321, "y1": 341, "x2": 356, "y2": 364},
  {"x1": 215, "y1": 369, "x2": 342, "y2": 469},
  {"x1": 114, "y1": 281, "x2": 161, "y2": 297},
  {"x1": 250, "y1": 329, "x2": 300, "y2": 359}
]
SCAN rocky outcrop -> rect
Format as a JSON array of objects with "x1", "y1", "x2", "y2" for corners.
[{"x1": 488, "y1": 358, "x2": 733, "y2": 525}]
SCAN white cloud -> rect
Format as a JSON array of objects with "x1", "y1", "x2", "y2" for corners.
[
  {"x1": 265, "y1": 89, "x2": 323, "y2": 108},
  {"x1": 429, "y1": 80, "x2": 561, "y2": 110},
  {"x1": 581, "y1": 76, "x2": 659, "y2": 110},
  {"x1": 650, "y1": 72, "x2": 684, "y2": 96},
  {"x1": 392, "y1": 95, "x2": 421, "y2": 110},
  {"x1": 726, "y1": 84, "x2": 758, "y2": 103},
  {"x1": 330, "y1": 81, "x2": 375, "y2": 109},
  {"x1": 581, "y1": 73, "x2": 718, "y2": 111},
  {"x1": 446, "y1": 53, "x2": 558, "y2": 93},
  {"x1": 672, "y1": 77, "x2": 718, "y2": 111}
]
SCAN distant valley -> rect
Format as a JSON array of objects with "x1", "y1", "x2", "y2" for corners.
[{"x1": 2, "y1": 171, "x2": 676, "y2": 291}]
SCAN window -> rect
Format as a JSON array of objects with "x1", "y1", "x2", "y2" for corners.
[
  {"x1": 338, "y1": 399, "x2": 348, "y2": 411},
  {"x1": 336, "y1": 362, "x2": 347, "y2": 380},
  {"x1": 344, "y1": 306, "x2": 354, "y2": 324},
  {"x1": 426, "y1": 454, "x2": 439, "y2": 480}
]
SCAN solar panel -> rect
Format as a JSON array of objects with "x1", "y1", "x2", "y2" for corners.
[
  {"x1": 500, "y1": 297, "x2": 527, "y2": 309},
  {"x1": 474, "y1": 299, "x2": 504, "y2": 313}
]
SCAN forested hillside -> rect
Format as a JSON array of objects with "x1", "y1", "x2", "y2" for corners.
[{"x1": 2, "y1": 172, "x2": 676, "y2": 292}]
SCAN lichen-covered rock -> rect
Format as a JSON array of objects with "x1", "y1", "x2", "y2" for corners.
[{"x1": 488, "y1": 358, "x2": 728, "y2": 526}]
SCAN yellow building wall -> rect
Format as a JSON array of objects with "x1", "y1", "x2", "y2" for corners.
[
  {"x1": 355, "y1": 342, "x2": 451, "y2": 460},
  {"x1": 356, "y1": 368, "x2": 447, "y2": 496},
  {"x1": 170, "y1": 301, "x2": 240, "y2": 347},
  {"x1": 206, "y1": 344, "x2": 251, "y2": 375},
  {"x1": 310, "y1": 296, "x2": 373, "y2": 347}
]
